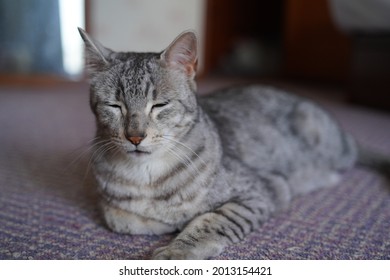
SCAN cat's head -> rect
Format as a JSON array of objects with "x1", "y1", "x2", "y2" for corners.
[{"x1": 79, "y1": 28, "x2": 199, "y2": 158}]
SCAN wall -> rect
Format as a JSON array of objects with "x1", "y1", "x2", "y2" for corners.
[{"x1": 90, "y1": 0, "x2": 205, "y2": 68}]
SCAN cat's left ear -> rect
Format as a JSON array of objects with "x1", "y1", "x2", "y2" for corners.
[{"x1": 161, "y1": 31, "x2": 198, "y2": 78}]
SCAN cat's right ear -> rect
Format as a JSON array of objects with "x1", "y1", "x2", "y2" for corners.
[{"x1": 78, "y1": 27, "x2": 112, "y2": 73}]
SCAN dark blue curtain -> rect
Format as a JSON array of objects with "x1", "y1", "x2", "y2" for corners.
[{"x1": 0, "y1": 0, "x2": 64, "y2": 75}]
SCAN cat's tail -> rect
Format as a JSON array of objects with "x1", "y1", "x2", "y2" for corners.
[{"x1": 357, "y1": 145, "x2": 390, "y2": 179}]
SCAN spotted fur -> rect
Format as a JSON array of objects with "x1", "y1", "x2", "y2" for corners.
[{"x1": 79, "y1": 28, "x2": 358, "y2": 259}]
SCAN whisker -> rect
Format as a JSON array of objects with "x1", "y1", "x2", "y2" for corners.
[
  {"x1": 82, "y1": 141, "x2": 119, "y2": 183},
  {"x1": 162, "y1": 135, "x2": 208, "y2": 167},
  {"x1": 88, "y1": 141, "x2": 117, "y2": 167},
  {"x1": 161, "y1": 135, "x2": 231, "y2": 188},
  {"x1": 166, "y1": 145, "x2": 198, "y2": 174},
  {"x1": 158, "y1": 138, "x2": 202, "y2": 177},
  {"x1": 64, "y1": 138, "x2": 112, "y2": 173}
]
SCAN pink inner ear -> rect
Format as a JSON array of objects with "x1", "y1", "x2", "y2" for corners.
[
  {"x1": 164, "y1": 32, "x2": 197, "y2": 76},
  {"x1": 186, "y1": 60, "x2": 198, "y2": 76},
  {"x1": 172, "y1": 52, "x2": 192, "y2": 66}
]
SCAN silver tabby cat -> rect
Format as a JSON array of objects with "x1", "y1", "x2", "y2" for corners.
[{"x1": 79, "y1": 28, "x2": 358, "y2": 259}]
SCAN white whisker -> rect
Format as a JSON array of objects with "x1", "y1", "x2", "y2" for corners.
[
  {"x1": 157, "y1": 138, "x2": 202, "y2": 177},
  {"x1": 64, "y1": 137, "x2": 111, "y2": 172},
  {"x1": 161, "y1": 135, "x2": 208, "y2": 167},
  {"x1": 161, "y1": 135, "x2": 230, "y2": 189},
  {"x1": 83, "y1": 141, "x2": 120, "y2": 183},
  {"x1": 82, "y1": 139, "x2": 122, "y2": 181},
  {"x1": 166, "y1": 145, "x2": 199, "y2": 175}
]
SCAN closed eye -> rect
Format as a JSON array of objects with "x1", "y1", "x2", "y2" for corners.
[
  {"x1": 107, "y1": 103, "x2": 122, "y2": 111},
  {"x1": 151, "y1": 102, "x2": 169, "y2": 110}
]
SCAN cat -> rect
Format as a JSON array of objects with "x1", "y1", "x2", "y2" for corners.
[{"x1": 78, "y1": 28, "x2": 388, "y2": 259}]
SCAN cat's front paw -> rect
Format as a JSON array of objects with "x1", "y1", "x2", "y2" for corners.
[
  {"x1": 102, "y1": 203, "x2": 175, "y2": 235},
  {"x1": 152, "y1": 246, "x2": 197, "y2": 260}
]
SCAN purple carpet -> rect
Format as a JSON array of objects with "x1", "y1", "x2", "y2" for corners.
[{"x1": 0, "y1": 83, "x2": 389, "y2": 259}]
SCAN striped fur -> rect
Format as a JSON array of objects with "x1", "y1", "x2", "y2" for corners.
[{"x1": 79, "y1": 29, "x2": 358, "y2": 259}]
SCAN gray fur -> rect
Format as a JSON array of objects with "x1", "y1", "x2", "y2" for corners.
[{"x1": 79, "y1": 28, "x2": 359, "y2": 259}]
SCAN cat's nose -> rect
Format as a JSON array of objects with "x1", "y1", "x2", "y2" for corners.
[{"x1": 128, "y1": 136, "x2": 145, "y2": 146}]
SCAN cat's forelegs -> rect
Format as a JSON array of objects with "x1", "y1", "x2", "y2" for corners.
[
  {"x1": 152, "y1": 195, "x2": 281, "y2": 259},
  {"x1": 152, "y1": 167, "x2": 292, "y2": 259}
]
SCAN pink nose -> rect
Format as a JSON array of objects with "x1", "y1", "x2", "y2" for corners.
[{"x1": 128, "y1": 136, "x2": 144, "y2": 146}]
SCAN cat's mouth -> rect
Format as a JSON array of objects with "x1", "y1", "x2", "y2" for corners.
[{"x1": 127, "y1": 149, "x2": 151, "y2": 156}]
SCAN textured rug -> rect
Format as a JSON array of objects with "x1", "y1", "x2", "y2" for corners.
[{"x1": 0, "y1": 83, "x2": 389, "y2": 259}]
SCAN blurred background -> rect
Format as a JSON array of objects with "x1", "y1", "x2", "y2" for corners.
[{"x1": 1, "y1": 0, "x2": 390, "y2": 110}]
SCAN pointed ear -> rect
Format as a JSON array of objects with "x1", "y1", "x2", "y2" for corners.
[
  {"x1": 161, "y1": 31, "x2": 198, "y2": 78},
  {"x1": 78, "y1": 27, "x2": 112, "y2": 73}
]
